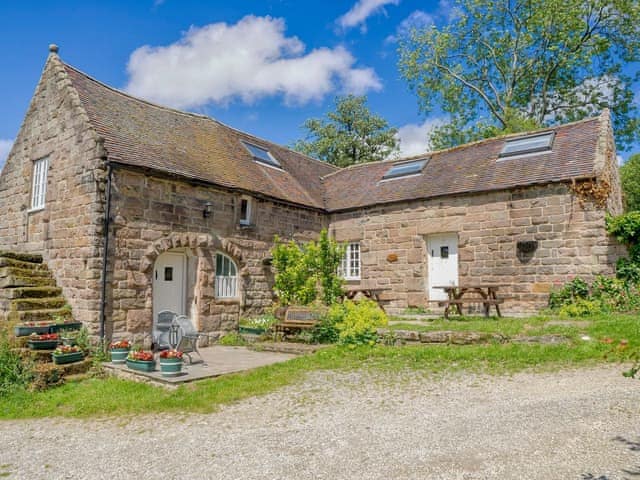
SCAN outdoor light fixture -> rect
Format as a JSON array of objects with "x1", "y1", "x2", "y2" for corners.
[{"x1": 203, "y1": 202, "x2": 213, "y2": 218}]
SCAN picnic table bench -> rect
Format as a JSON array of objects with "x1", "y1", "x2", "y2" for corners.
[
  {"x1": 433, "y1": 284, "x2": 507, "y2": 319},
  {"x1": 342, "y1": 286, "x2": 390, "y2": 311}
]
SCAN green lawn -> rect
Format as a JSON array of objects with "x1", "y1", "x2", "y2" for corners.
[{"x1": 1, "y1": 313, "x2": 638, "y2": 420}]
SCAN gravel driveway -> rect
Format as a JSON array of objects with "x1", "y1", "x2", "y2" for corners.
[{"x1": 2, "y1": 365, "x2": 639, "y2": 479}]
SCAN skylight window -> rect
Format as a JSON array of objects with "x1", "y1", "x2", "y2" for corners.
[
  {"x1": 242, "y1": 141, "x2": 281, "y2": 168},
  {"x1": 382, "y1": 159, "x2": 427, "y2": 180},
  {"x1": 500, "y1": 132, "x2": 554, "y2": 158}
]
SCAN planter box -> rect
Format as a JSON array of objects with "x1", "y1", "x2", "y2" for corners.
[
  {"x1": 28, "y1": 339, "x2": 60, "y2": 350},
  {"x1": 110, "y1": 348, "x2": 130, "y2": 364},
  {"x1": 126, "y1": 358, "x2": 156, "y2": 373},
  {"x1": 52, "y1": 351, "x2": 85, "y2": 365},
  {"x1": 15, "y1": 324, "x2": 54, "y2": 337},
  {"x1": 159, "y1": 358, "x2": 183, "y2": 377},
  {"x1": 51, "y1": 322, "x2": 83, "y2": 333},
  {"x1": 239, "y1": 326, "x2": 267, "y2": 335}
]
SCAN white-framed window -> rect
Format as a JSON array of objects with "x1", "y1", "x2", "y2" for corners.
[
  {"x1": 239, "y1": 196, "x2": 252, "y2": 226},
  {"x1": 30, "y1": 156, "x2": 49, "y2": 211},
  {"x1": 215, "y1": 253, "x2": 238, "y2": 298},
  {"x1": 339, "y1": 243, "x2": 361, "y2": 280}
]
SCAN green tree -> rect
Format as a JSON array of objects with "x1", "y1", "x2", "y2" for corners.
[
  {"x1": 271, "y1": 230, "x2": 344, "y2": 306},
  {"x1": 294, "y1": 95, "x2": 399, "y2": 167},
  {"x1": 621, "y1": 154, "x2": 640, "y2": 212},
  {"x1": 398, "y1": 0, "x2": 640, "y2": 151}
]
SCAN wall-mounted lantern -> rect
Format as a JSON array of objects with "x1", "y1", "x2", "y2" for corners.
[{"x1": 203, "y1": 202, "x2": 213, "y2": 219}]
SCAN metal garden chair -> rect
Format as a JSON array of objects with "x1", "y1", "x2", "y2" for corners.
[
  {"x1": 174, "y1": 315, "x2": 205, "y2": 364},
  {"x1": 152, "y1": 310, "x2": 177, "y2": 351}
]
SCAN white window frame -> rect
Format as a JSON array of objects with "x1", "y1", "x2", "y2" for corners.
[
  {"x1": 340, "y1": 243, "x2": 361, "y2": 280},
  {"x1": 30, "y1": 156, "x2": 49, "y2": 211},
  {"x1": 239, "y1": 196, "x2": 252, "y2": 226},
  {"x1": 215, "y1": 253, "x2": 238, "y2": 299}
]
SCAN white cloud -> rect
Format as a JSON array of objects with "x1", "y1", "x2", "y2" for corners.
[
  {"x1": 125, "y1": 16, "x2": 381, "y2": 109},
  {"x1": 388, "y1": 1, "x2": 459, "y2": 42},
  {"x1": 337, "y1": 0, "x2": 400, "y2": 30},
  {"x1": 386, "y1": 10, "x2": 435, "y2": 43},
  {"x1": 396, "y1": 118, "x2": 445, "y2": 157},
  {"x1": 0, "y1": 139, "x2": 13, "y2": 171}
]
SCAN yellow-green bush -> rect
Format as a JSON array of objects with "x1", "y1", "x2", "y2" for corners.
[{"x1": 326, "y1": 299, "x2": 388, "y2": 346}]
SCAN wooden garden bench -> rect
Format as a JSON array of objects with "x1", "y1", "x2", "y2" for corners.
[{"x1": 274, "y1": 307, "x2": 324, "y2": 335}]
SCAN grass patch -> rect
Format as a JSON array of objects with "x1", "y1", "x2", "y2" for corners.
[{"x1": 1, "y1": 314, "x2": 637, "y2": 420}]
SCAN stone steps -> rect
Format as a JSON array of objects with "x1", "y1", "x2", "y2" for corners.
[
  {"x1": 0, "y1": 266, "x2": 52, "y2": 280},
  {"x1": 0, "y1": 274, "x2": 56, "y2": 288},
  {"x1": 0, "y1": 286, "x2": 62, "y2": 300},
  {"x1": 0, "y1": 257, "x2": 48, "y2": 270},
  {"x1": 0, "y1": 251, "x2": 43, "y2": 264},
  {"x1": 8, "y1": 307, "x2": 73, "y2": 324},
  {"x1": 14, "y1": 347, "x2": 58, "y2": 363},
  {"x1": 0, "y1": 251, "x2": 90, "y2": 391},
  {"x1": 9, "y1": 296, "x2": 67, "y2": 311},
  {"x1": 31, "y1": 359, "x2": 93, "y2": 390}
]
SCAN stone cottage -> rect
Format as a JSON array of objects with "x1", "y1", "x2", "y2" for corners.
[{"x1": 0, "y1": 46, "x2": 624, "y2": 340}]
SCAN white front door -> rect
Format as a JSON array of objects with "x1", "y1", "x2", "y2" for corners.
[
  {"x1": 427, "y1": 233, "x2": 459, "y2": 301},
  {"x1": 153, "y1": 252, "x2": 186, "y2": 322}
]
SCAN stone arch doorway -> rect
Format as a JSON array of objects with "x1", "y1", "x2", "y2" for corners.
[{"x1": 141, "y1": 232, "x2": 246, "y2": 333}]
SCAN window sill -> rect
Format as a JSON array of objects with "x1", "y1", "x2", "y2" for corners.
[
  {"x1": 237, "y1": 223, "x2": 256, "y2": 231},
  {"x1": 27, "y1": 206, "x2": 45, "y2": 214},
  {"x1": 215, "y1": 298, "x2": 240, "y2": 304}
]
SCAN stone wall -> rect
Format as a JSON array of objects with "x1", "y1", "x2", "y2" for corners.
[
  {"x1": 0, "y1": 53, "x2": 107, "y2": 328},
  {"x1": 329, "y1": 182, "x2": 625, "y2": 315},
  {"x1": 108, "y1": 167, "x2": 326, "y2": 340}
]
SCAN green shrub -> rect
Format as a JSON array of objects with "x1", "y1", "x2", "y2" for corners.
[
  {"x1": 326, "y1": 299, "x2": 388, "y2": 346},
  {"x1": 549, "y1": 274, "x2": 640, "y2": 316},
  {"x1": 312, "y1": 309, "x2": 341, "y2": 344},
  {"x1": 271, "y1": 230, "x2": 344, "y2": 306},
  {"x1": 558, "y1": 299, "x2": 604, "y2": 318},
  {"x1": 548, "y1": 277, "x2": 589, "y2": 309},
  {"x1": 0, "y1": 334, "x2": 33, "y2": 397},
  {"x1": 607, "y1": 212, "x2": 640, "y2": 285},
  {"x1": 616, "y1": 257, "x2": 640, "y2": 284}
]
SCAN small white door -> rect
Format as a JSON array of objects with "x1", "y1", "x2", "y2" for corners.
[
  {"x1": 153, "y1": 252, "x2": 186, "y2": 322},
  {"x1": 427, "y1": 233, "x2": 459, "y2": 301}
]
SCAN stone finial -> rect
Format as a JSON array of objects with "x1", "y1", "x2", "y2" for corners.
[{"x1": 49, "y1": 44, "x2": 59, "y2": 54}]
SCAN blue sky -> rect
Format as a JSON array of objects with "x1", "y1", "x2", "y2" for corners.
[{"x1": 0, "y1": 0, "x2": 636, "y2": 169}]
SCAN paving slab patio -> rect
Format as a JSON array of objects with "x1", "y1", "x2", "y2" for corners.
[{"x1": 103, "y1": 345, "x2": 297, "y2": 386}]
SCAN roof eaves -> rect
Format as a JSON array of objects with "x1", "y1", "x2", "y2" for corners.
[{"x1": 326, "y1": 174, "x2": 598, "y2": 214}]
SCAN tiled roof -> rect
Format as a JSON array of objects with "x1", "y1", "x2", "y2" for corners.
[
  {"x1": 63, "y1": 61, "x2": 604, "y2": 214},
  {"x1": 64, "y1": 64, "x2": 337, "y2": 210},
  {"x1": 321, "y1": 118, "x2": 601, "y2": 211}
]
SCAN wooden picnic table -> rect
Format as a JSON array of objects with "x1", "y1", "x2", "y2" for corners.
[
  {"x1": 433, "y1": 284, "x2": 506, "y2": 319},
  {"x1": 342, "y1": 286, "x2": 390, "y2": 311}
]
